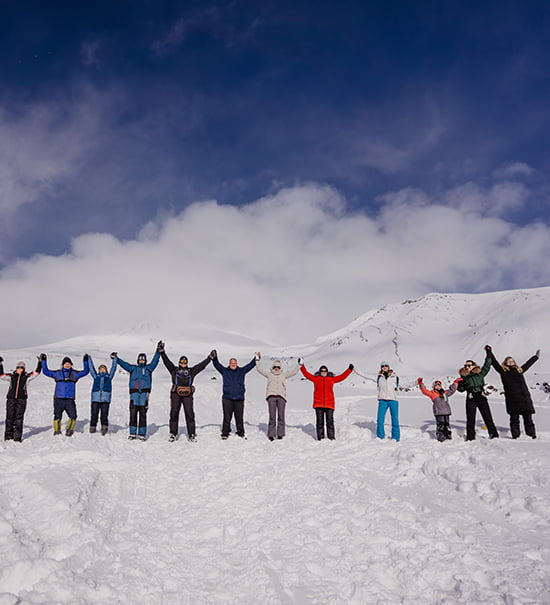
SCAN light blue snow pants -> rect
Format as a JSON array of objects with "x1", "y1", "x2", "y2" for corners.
[{"x1": 377, "y1": 399, "x2": 400, "y2": 441}]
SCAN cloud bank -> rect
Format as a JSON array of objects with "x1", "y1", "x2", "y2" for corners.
[{"x1": 1, "y1": 182, "x2": 549, "y2": 349}]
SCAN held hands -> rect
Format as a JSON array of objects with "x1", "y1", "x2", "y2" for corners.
[
  {"x1": 298, "y1": 357, "x2": 303, "y2": 365},
  {"x1": 348, "y1": 363, "x2": 354, "y2": 371},
  {"x1": 209, "y1": 349, "x2": 217, "y2": 359},
  {"x1": 110, "y1": 352, "x2": 118, "y2": 359},
  {"x1": 83, "y1": 353, "x2": 89, "y2": 362},
  {"x1": 417, "y1": 377, "x2": 423, "y2": 385},
  {"x1": 485, "y1": 345, "x2": 492, "y2": 352},
  {"x1": 256, "y1": 351, "x2": 261, "y2": 359},
  {"x1": 157, "y1": 340, "x2": 165, "y2": 353},
  {"x1": 40, "y1": 353, "x2": 47, "y2": 361}
]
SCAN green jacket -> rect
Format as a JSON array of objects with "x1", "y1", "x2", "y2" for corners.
[{"x1": 457, "y1": 355, "x2": 492, "y2": 393}]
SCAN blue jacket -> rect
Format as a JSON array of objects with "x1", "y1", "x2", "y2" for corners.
[
  {"x1": 213, "y1": 356, "x2": 256, "y2": 400},
  {"x1": 42, "y1": 360, "x2": 89, "y2": 399},
  {"x1": 117, "y1": 352, "x2": 160, "y2": 402},
  {"x1": 89, "y1": 357, "x2": 117, "y2": 403}
]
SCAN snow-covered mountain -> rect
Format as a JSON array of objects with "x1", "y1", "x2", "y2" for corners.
[
  {"x1": 291, "y1": 287, "x2": 550, "y2": 380},
  {"x1": 1, "y1": 287, "x2": 549, "y2": 604}
]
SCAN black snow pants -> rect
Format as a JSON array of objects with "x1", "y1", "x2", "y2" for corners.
[
  {"x1": 5, "y1": 398, "x2": 27, "y2": 441},
  {"x1": 435, "y1": 414, "x2": 452, "y2": 442},
  {"x1": 315, "y1": 407, "x2": 335, "y2": 440},
  {"x1": 170, "y1": 392, "x2": 196, "y2": 437},
  {"x1": 465, "y1": 392, "x2": 499, "y2": 440},
  {"x1": 221, "y1": 397, "x2": 245, "y2": 437},
  {"x1": 509, "y1": 413, "x2": 536, "y2": 439}
]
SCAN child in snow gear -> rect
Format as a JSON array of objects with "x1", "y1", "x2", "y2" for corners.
[
  {"x1": 115, "y1": 345, "x2": 161, "y2": 440},
  {"x1": 300, "y1": 362, "x2": 353, "y2": 440},
  {"x1": 41, "y1": 354, "x2": 90, "y2": 436},
  {"x1": 0, "y1": 357, "x2": 42, "y2": 441},
  {"x1": 418, "y1": 377, "x2": 460, "y2": 441},
  {"x1": 355, "y1": 362, "x2": 401, "y2": 441},
  {"x1": 487, "y1": 345, "x2": 540, "y2": 439},
  {"x1": 89, "y1": 355, "x2": 117, "y2": 435},
  {"x1": 212, "y1": 351, "x2": 256, "y2": 439},
  {"x1": 158, "y1": 341, "x2": 214, "y2": 442},
  {"x1": 256, "y1": 353, "x2": 301, "y2": 441},
  {"x1": 457, "y1": 347, "x2": 499, "y2": 441}
]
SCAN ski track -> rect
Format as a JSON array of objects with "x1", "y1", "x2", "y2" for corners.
[{"x1": 0, "y1": 376, "x2": 549, "y2": 603}]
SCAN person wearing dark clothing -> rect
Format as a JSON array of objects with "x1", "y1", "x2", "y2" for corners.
[
  {"x1": 89, "y1": 355, "x2": 117, "y2": 435},
  {"x1": 41, "y1": 354, "x2": 90, "y2": 436},
  {"x1": 0, "y1": 357, "x2": 41, "y2": 442},
  {"x1": 212, "y1": 352, "x2": 257, "y2": 439},
  {"x1": 488, "y1": 345, "x2": 540, "y2": 439},
  {"x1": 457, "y1": 348, "x2": 499, "y2": 441},
  {"x1": 158, "y1": 341, "x2": 214, "y2": 442},
  {"x1": 116, "y1": 345, "x2": 161, "y2": 440}
]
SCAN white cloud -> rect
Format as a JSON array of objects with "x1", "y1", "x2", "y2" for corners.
[
  {"x1": 492, "y1": 161, "x2": 535, "y2": 180},
  {"x1": 1, "y1": 182, "x2": 549, "y2": 349}
]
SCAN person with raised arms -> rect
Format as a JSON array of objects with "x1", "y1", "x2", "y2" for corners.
[
  {"x1": 256, "y1": 354, "x2": 301, "y2": 441},
  {"x1": 0, "y1": 355, "x2": 42, "y2": 442},
  {"x1": 115, "y1": 343, "x2": 161, "y2": 441},
  {"x1": 417, "y1": 377, "x2": 460, "y2": 442},
  {"x1": 88, "y1": 354, "x2": 118, "y2": 435},
  {"x1": 158, "y1": 340, "x2": 215, "y2": 442},
  {"x1": 300, "y1": 361, "x2": 353, "y2": 441},
  {"x1": 41, "y1": 353, "x2": 90, "y2": 436},
  {"x1": 212, "y1": 351, "x2": 257, "y2": 440},
  {"x1": 486, "y1": 344, "x2": 540, "y2": 439}
]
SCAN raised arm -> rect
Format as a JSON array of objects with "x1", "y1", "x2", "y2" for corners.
[
  {"x1": 190, "y1": 356, "x2": 212, "y2": 376},
  {"x1": 41, "y1": 357, "x2": 56, "y2": 378},
  {"x1": 333, "y1": 366, "x2": 353, "y2": 383},
  {"x1": 160, "y1": 350, "x2": 176, "y2": 374},
  {"x1": 488, "y1": 350, "x2": 504, "y2": 376},
  {"x1": 88, "y1": 356, "x2": 98, "y2": 379},
  {"x1": 108, "y1": 357, "x2": 117, "y2": 379},
  {"x1": 354, "y1": 369, "x2": 376, "y2": 382},
  {"x1": 300, "y1": 365, "x2": 315, "y2": 381},
  {"x1": 479, "y1": 353, "x2": 492, "y2": 378},
  {"x1": 212, "y1": 355, "x2": 224, "y2": 374},
  {"x1": 74, "y1": 357, "x2": 90, "y2": 379},
  {"x1": 146, "y1": 351, "x2": 160, "y2": 372},
  {"x1": 242, "y1": 357, "x2": 257, "y2": 374},
  {"x1": 521, "y1": 353, "x2": 539, "y2": 373},
  {"x1": 116, "y1": 357, "x2": 133, "y2": 372},
  {"x1": 255, "y1": 360, "x2": 270, "y2": 378},
  {"x1": 283, "y1": 364, "x2": 301, "y2": 379}
]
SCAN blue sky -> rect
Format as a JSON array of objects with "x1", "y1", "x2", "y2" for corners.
[{"x1": 1, "y1": 1, "x2": 550, "y2": 346}]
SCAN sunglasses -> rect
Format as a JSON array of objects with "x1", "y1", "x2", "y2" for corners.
[
  {"x1": 464, "y1": 363, "x2": 474, "y2": 368},
  {"x1": 272, "y1": 366, "x2": 281, "y2": 370},
  {"x1": 16, "y1": 365, "x2": 24, "y2": 369},
  {"x1": 179, "y1": 360, "x2": 188, "y2": 364}
]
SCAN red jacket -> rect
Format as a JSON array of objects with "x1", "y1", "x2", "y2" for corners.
[{"x1": 300, "y1": 365, "x2": 352, "y2": 409}]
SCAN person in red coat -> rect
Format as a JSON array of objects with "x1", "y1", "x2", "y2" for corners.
[{"x1": 300, "y1": 362, "x2": 353, "y2": 440}]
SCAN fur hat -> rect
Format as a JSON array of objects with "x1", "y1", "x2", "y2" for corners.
[{"x1": 271, "y1": 360, "x2": 282, "y2": 371}]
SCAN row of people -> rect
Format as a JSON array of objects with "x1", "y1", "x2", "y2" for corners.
[{"x1": 0, "y1": 343, "x2": 541, "y2": 443}]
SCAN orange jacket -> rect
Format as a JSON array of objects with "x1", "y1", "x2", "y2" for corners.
[{"x1": 300, "y1": 365, "x2": 352, "y2": 409}]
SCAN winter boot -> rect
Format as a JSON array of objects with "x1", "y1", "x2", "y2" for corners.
[
  {"x1": 89, "y1": 425, "x2": 97, "y2": 434},
  {"x1": 188, "y1": 434, "x2": 196, "y2": 442},
  {"x1": 138, "y1": 434, "x2": 146, "y2": 441},
  {"x1": 128, "y1": 434, "x2": 137, "y2": 440},
  {"x1": 101, "y1": 425, "x2": 108, "y2": 436},
  {"x1": 66, "y1": 418, "x2": 76, "y2": 437},
  {"x1": 53, "y1": 420, "x2": 62, "y2": 435},
  {"x1": 168, "y1": 434, "x2": 176, "y2": 442}
]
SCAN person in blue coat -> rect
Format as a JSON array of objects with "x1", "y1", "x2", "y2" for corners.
[
  {"x1": 41, "y1": 353, "x2": 90, "y2": 436},
  {"x1": 212, "y1": 351, "x2": 257, "y2": 439},
  {"x1": 115, "y1": 343, "x2": 161, "y2": 440},
  {"x1": 89, "y1": 355, "x2": 117, "y2": 435}
]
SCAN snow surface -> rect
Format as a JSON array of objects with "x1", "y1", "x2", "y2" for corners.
[{"x1": 1, "y1": 289, "x2": 550, "y2": 604}]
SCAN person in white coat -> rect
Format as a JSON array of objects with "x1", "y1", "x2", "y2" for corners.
[
  {"x1": 256, "y1": 354, "x2": 300, "y2": 441},
  {"x1": 355, "y1": 361, "x2": 400, "y2": 441}
]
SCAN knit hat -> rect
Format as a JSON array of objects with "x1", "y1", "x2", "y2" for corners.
[
  {"x1": 16, "y1": 361, "x2": 26, "y2": 370},
  {"x1": 380, "y1": 361, "x2": 390, "y2": 368},
  {"x1": 319, "y1": 365, "x2": 329, "y2": 373},
  {"x1": 271, "y1": 360, "x2": 282, "y2": 370},
  {"x1": 179, "y1": 355, "x2": 188, "y2": 363},
  {"x1": 137, "y1": 353, "x2": 147, "y2": 363},
  {"x1": 62, "y1": 357, "x2": 73, "y2": 366}
]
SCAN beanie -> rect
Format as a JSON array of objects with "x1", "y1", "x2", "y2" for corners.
[
  {"x1": 137, "y1": 353, "x2": 147, "y2": 363},
  {"x1": 380, "y1": 361, "x2": 390, "y2": 368},
  {"x1": 179, "y1": 355, "x2": 188, "y2": 363},
  {"x1": 62, "y1": 357, "x2": 73, "y2": 366},
  {"x1": 16, "y1": 361, "x2": 26, "y2": 370}
]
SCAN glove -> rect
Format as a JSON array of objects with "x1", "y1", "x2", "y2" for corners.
[
  {"x1": 454, "y1": 377, "x2": 463, "y2": 384},
  {"x1": 348, "y1": 363, "x2": 354, "y2": 371},
  {"x1": 156, "y1": 340, "x2": 165, "y2": 353},
  {"x1": 110, "y1": 352, "x2": 118, "y2": 359},
  {"x1": 256, "y1": 351, "x2": 261, "y2": 359},
  {"x1": 485, "y1": 345, "x2": 492, "y2": 352},
  {"x1": 417, "y1": 377, "x2": 423, "y2": 385},
  {"x1": 35, "y1": 359, "x2": 42, "y2": 373},
  {"x1": 83, "y1": 353, "x2": 89, "y2": 362},
  {"x1": 536, "y1": 349, "x2": 541, "y2": 357},
  {"x1": 209, "y1": 349, "x2": 217, "y2": 359},
  {"x1": 40, "y1": 353, "x2": 47, "y2": 361}
]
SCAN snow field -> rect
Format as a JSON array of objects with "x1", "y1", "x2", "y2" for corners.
[{"x1": 1, "y1": 358, "x2": 549, "y2": 604}]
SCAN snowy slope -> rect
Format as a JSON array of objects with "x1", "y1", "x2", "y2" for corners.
[{"x1": 1, "y1": 288, "x2": 550, "y2": 604}]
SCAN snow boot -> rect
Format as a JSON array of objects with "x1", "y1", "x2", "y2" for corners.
[
  {"x1": 188, "y1": 435, "x2": 196, "y2": 442},
  {"x1": 66, "y1": 418, "x2": 76, "y2": 437},
  {"x1": 89, "y1": 425, "x2": 97, "y2": 434},
  {"x1": 128, "y1": 434, "x2": 137, "y2": 441},
  {"x1": 101, "y1": 425, "x2": 108, "y2": 436},
  {"x1": 268, "y1": 436, "x2": 275, "y2": 441},
  {"x1": 169, "y1": 434, "x2": 176, "y2": 443},
  {"x1": 53, "y1": 420, "x2": 62, "y2": 435},
  {"x1": 138, "y1": 434, "x2": 146, "y2": 441}
]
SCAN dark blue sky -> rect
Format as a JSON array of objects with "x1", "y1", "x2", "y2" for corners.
[{"x1": 1, "y1": 0, "x2": 550, "y2": 263}]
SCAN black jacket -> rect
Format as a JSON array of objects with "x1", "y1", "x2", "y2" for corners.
[
  {"x1": 490, "y1": 352, "x2": 538, "y2": 414},
  {"x1": 1, "y1": 364, "x2": 41, "y2": 400},
  {"x1": 160, "y1": 352, "x2": 211, "y2": 390}
]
